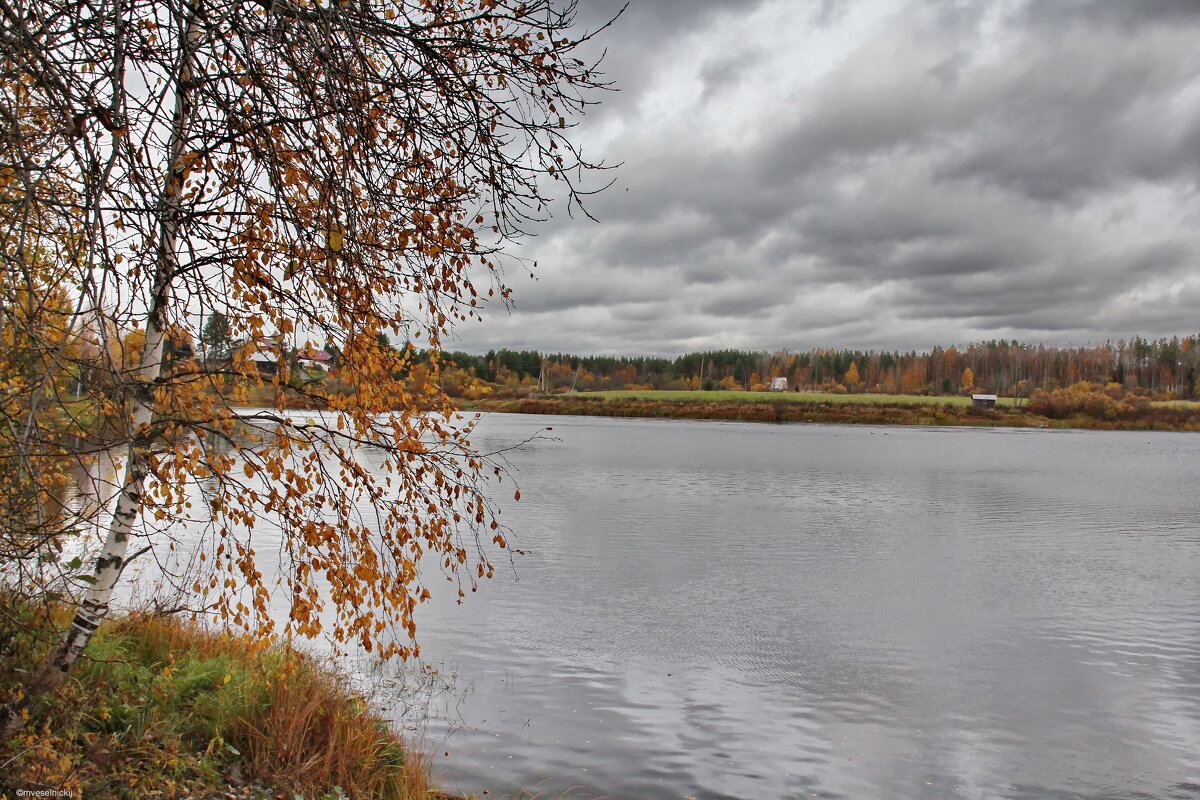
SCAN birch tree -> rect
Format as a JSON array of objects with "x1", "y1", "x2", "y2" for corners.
[{"x1": 0, "y1": 0, "x2": 612, "y2": 723}]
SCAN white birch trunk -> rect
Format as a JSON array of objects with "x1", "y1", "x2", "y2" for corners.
[{"x1": 23, "y1": 6, "x2": 202, "y2": 699}]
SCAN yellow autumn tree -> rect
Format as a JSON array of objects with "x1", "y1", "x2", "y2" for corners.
[
  {"x1": 0, "y1": 90, "x2": 119, "y2": 594},
  {"x1": 843, "y1": 361, "x2": 861, "y2": 389},
  {"x1": 962, "y1": 367, "x2": 976, "y2": 391},
  {"x1": 0, "y1": 272, "x2": 88, "y2": 567},
  {"x1": 1, "y1": 0, "x2": 615, "y2": 728}
]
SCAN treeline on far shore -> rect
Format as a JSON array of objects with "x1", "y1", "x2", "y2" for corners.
[{"x1": 422, "y1": 335, "x2": 1200, "y2": 401}]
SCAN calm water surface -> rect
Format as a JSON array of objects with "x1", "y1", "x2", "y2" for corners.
[{"x1": 405, "y1": 414, "x2": 1200, "y2": 800}]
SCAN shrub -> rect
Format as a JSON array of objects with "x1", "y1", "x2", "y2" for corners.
[{"x1": 1029, "y1": 382, "x2": 1130, "y2": 420}]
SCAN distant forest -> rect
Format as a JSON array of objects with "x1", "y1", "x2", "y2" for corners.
[{"x1": 418, "y1": 336, "x2": 1200, "y2": 399}]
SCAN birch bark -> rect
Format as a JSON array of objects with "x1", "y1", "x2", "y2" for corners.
[{"x1": 19, "y1": 2, "x2": 202, "y2": 702}]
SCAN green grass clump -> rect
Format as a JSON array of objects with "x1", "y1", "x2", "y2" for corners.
[{"x1": 0, "y1": 598, "x2": 436, "y2": 800}]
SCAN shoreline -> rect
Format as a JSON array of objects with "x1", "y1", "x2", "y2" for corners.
[{"x1": 459, "y1": 395, "x2": 1200, "y2": 432}]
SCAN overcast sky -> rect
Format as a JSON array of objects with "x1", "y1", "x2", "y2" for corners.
[{"x1": 447, "y1": 0, "x2": 1200, "y2": 357}]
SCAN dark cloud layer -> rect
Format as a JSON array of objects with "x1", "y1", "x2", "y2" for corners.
[
  {"x1": 449, "y1": 0, "x2": 1200, "y2": 356},
  {"x1": 1022, "y1": 0, "x2": 1200, "y2": 30}
]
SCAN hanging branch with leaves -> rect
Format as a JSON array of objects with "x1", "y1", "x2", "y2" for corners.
[{"x1": 0, "y1": 0, "x2": 615, "y2": 725}]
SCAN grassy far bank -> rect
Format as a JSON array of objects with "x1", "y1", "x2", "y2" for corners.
[
  {"x1": 210, "y1": 377, "x2": 1200, "y2": 431},
  {"x1": 466, "y1": 394, "x2": 1039, "y2": 428},
  {"x1": 463, "y1": 388, "x2": 1200, "y2": 431},
  {"x1": 571, "y1": 389, "x2": 1018, "y2": 407},
  {"x1": 0, "y1": 600, "x2": 444, "y2": 800},
  {"x1": 1155, "y1": 399, "x2": 1200, "y2": 409}
]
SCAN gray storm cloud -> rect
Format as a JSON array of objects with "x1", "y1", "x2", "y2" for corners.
[{"x1": 447, "y1": 0, "x2": 1200, "y2": 356}]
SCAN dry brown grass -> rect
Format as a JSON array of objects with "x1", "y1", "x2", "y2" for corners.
[
  {"x1": 234, "y1": 656, "x2": 430, "y2": 798},
  {"x1": 2, "y1": 603, "x2": 440, "y2": 799}
]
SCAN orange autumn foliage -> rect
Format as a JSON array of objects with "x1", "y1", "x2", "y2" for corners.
[{"x1": 1, "y1": 0, "x2": 616, "y2": 711}]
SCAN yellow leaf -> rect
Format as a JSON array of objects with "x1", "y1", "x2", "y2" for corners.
[{"x1": 327, "y1": 229, "x2": 344, "y2": 252}]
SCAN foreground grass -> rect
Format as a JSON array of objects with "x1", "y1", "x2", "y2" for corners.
[{"x1": 0, "y1": 600, "x2": 439, "y2": 800}]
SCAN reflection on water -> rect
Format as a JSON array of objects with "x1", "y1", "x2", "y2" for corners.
[{"x1": 406, "y1": 415, "x2": 1200, "y2": 800}]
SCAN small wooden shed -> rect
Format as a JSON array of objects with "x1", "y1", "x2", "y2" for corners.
[{"x1": 971, "y1": 393, "x2": 998, "y2": 409}]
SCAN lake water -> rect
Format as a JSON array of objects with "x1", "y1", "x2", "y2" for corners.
[{"x1": 401, "y1": 414, "x2": 1200, "y2": 800}]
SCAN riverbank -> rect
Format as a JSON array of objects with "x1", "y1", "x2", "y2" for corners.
[
  {"x1": 0, "y1": 601, "x2": 441, "y2": 800},
  {"x1": 462, "y1": 394, "x2": 1200, "y2": 431}
]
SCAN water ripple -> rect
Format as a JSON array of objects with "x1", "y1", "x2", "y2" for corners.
[{"x1": 181, "y1": 414, "x2": 1200, "y2": 800}]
